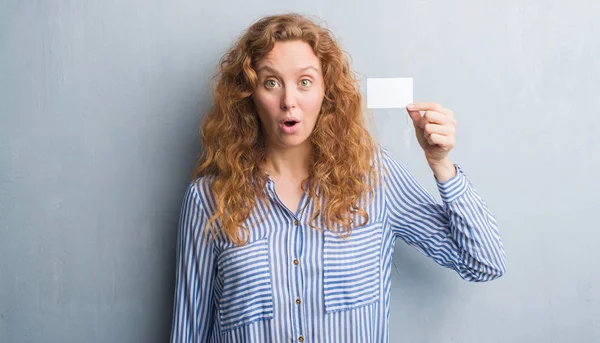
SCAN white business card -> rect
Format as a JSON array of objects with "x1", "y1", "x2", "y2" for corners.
[{"x1": 366, "y1": 77, "x2": 413, "y2": 109}]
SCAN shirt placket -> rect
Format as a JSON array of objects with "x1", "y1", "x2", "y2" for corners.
[{"x1": 266, "y1": 179, "x2": 309, "y2": 342}]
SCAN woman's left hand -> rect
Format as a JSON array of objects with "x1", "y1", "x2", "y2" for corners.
[{"x1": 406, "y1": 102, "x2": 456, "y2": 165}]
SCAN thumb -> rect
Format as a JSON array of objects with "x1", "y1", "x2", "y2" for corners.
[{"x1": 406, "y1": 108, "x2": 422, "y2": 128}]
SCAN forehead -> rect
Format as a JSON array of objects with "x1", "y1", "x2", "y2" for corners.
[{"x1": 256, "y1": 40, "x2": 321, "y2": 72}]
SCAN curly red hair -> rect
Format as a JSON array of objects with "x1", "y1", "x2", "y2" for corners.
[{"x1": 193, "y1": 13, "x2": 380, "y2": 246}]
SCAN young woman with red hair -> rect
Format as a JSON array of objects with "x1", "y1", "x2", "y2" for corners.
[{"x1": 170, "y1": 13, "x2": 505, "y2": 343}]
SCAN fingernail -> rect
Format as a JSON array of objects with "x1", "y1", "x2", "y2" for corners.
[{"x1": 407, "y1": 104, "x2": 414, "y2": 110}]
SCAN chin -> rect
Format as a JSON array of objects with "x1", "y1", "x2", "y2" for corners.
[{"x1": 279, "y1": 136, "x2": 311, "y2": 148}]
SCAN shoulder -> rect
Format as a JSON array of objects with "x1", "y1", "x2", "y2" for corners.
[
  {"x1": 188, "y1": 175, "x2": 216, "y2": 192},
  {"x1": 371, "y1": 143, "x2": 401, "y2": 169},
  {"x1": 182, "y1": 175, "x2": 217, "y2": 210}
]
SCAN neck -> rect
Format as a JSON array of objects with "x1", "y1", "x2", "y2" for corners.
[{"x1": 262, "y1": 142, "x2": 312, "y2": 179}]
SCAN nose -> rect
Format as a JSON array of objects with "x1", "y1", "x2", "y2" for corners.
[{"x1": 280, "y1": 87, "x2": 297, "y2": 111}]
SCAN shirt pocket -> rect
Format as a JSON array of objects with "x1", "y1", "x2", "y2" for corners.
[
  {"x1": 217, "y1": 237, "x2": 274, "y2": 332},
  {"x1": 323, "y1": 221, "x2": 383, "y2": 313}
]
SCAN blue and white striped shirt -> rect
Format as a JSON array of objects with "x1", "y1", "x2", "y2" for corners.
[{"x1": 170, "y1": 146, "x2": 506, "y2": 343}]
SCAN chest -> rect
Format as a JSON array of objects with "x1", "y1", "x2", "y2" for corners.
[
  {"x1": 213, "y1": 215, "x2": 386, "y2": 333},
  {"x1": 270, "y1": 177, "x2": 305, "y2": 214}
]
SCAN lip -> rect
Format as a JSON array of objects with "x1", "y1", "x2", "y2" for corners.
[
  {"x1": 280, "y1": 116, "x2": 300, "y2": 125},
  {"x1": 280, "y1": 117, "x2": 301, "y2": 134}
]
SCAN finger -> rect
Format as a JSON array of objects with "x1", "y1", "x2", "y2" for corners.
[
  {"x1": 406, "y1": 108, "x2": 422, "y2": 125},
  {"x1": 427, "y1": 133, "x2": 454, "y2": 148},
  {"x1": 408, "y1": 102, "x2": 455, "y2": 117},
  {"x1": 420, "y1": 111, "x2": 453, "y2": 128},
  {"x1": 407, "y1": 102, "x2": 446, "y2": 113},
  {"x1": 423, "y1": 123, "x2": 454, "y2": 139}
]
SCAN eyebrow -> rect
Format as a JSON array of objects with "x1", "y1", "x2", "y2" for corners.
[{"x1": 256, "y1": 65, "x2": 320, "y2": 75}]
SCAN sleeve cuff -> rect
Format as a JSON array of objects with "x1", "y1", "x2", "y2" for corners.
[{"x1": 435, "y1": 164, "x2": 470, "y2": 203}]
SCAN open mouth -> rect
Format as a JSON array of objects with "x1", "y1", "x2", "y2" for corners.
[{"x1": 280, "y1": 119, "x2": 300, "y2": 133}]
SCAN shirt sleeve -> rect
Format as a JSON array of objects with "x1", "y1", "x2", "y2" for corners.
[
  {"x1": 170, "y1": 180, "x2": 217, "y2": 342},
  {"x1": 381, "y1": 146, "x2": 506, "y2": 282}
]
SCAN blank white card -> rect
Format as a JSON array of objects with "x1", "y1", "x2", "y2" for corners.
[{"x1": 366, "y1": 77, "x2": 413, "y2": 109}]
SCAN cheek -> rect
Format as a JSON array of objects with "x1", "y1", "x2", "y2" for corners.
[
  {"x1": 301, "y1": 96, "x2": 323, "y2": 129},
  {"x1": 303, "y1": 92, "x2": 324, "y2": 113},
  {"x1": 254, "y1": 93, "x2": 279, "y2": 118}
]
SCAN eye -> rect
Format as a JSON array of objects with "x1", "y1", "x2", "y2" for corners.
[
  {"x1": 265, "y1": 79, "x2": 279, "y2": 88},
  {"x1": 299, "y1": 79, "x2": 312, "y2": 87}
]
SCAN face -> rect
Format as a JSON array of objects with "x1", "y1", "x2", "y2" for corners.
[{"x1": 252, "y1": 40, "x2": 325, "y2": 150}]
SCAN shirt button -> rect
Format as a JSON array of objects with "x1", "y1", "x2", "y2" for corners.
[
  {"x1": 296, "y1": 298, "x2": 301, "y2": 304},
  {"x1": 293, "y1": 259, "x2": 299, "y2": 265},
  {"x1": 294, "y1": 220, "x2": 299, "y2": 226},
  {"x1": 298, "y1": 336, "x2": 304, "y2": 342}
]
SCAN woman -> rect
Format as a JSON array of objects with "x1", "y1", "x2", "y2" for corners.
[{"x1": 170, "y1": 13, "x2": 505, "y2": 343}]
